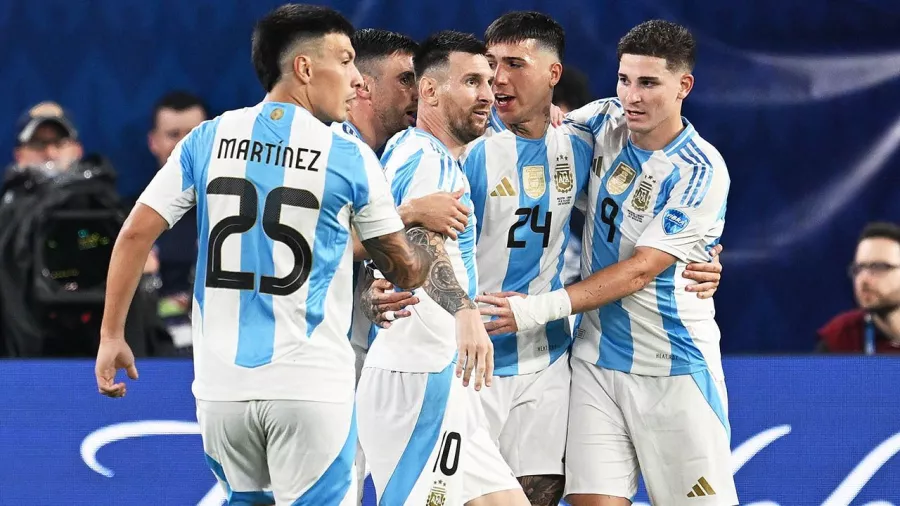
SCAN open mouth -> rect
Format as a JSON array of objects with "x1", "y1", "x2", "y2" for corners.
[
  {"x1": 404, "y1": 109, "x2": 417, "y2": 123},
  {"x1": 472, "y1": 110, "x2": 490, "y2": 119},
  {"x1": 495, "y1": 94, "x2": 515, "y2": 108},
  {"x1": 625, "y1": 109, "x2": 645, "y2": 119}
]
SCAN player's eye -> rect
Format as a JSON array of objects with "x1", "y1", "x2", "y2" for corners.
[
  {"x1": 467, "y1": 77, "x2": 478, "y2": 86},
  {"x1": 640, "y1": 80, "x2": 656, "y2": 87},
  {"x1": 618, "y1": 76, "x2": 628, "y2": 84},
  {"x1": 509, "y1": 62, "x2": 522, "y2": 68}
]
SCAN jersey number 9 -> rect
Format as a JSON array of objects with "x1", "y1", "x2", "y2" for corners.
[{"x1": 205, "y1": 177, "x2": 318, "y2": 296}]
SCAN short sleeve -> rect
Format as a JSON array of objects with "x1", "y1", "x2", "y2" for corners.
[
  {"x1": 564, "y1": 98, "x2": 622, "y2": 136},
  {"x1": 137, "y1": 131, "x2": 197, "y2": 228},
  {"x1": 635, "y1": 159, "x2": 730, "y2": 263},
  {"x1": 351, "y1": 142, "x2": 405, "y2": 241}
]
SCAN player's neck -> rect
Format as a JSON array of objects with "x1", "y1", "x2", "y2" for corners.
[
  {"x1": 346, "y1": 109, "x2": 383, "y2": 152},
  {"x1": 503, "y1": 103, "x2": 551, "y2": 140},
  {"x1": 416, "y1": 111, "x2": 465, "y2": 158},
  {"x1": 630, "y1": 114, "x2": 685, "y2": 152},
  {"x1": 264, "y1": 87, "x2": 320, "y2": 121}
]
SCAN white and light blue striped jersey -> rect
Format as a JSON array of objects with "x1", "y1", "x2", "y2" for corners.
[
  {"x1": 567, "y1": 98, "x2": 730, "y2": 381},
  {"x1": 363, "y1": 127, "x2": 478, "y2": 373},
  {"x1": 137, "y1": 101, "x2": 404, "y2": 403},
  {"x1": 460, "y1": 109, "x2": 594, "y2": 376}
]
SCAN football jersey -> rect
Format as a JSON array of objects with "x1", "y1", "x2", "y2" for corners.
[
  {"x1": 363, "y1": 127, "x2": 478, "y2": 373},
  {"x1": 461, "y1": 108, "x2": 594, "y2": 376},
  {"x1": 566, "y1": 98, "x2": 730, "y2": 381},
  {"x1": 137, "y1": 102, "x2": 404, "y2": 403}
]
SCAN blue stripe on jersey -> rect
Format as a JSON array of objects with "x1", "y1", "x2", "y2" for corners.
[
  {"x1": 457, "y1": 187, "x2": 478, "y2": 299},
  {"x1": 494, "y1": 137, "x2": 551, "y2": 376},
  {"x1": 688, "y1": 142, "x2": 715, "y2": 207},
  {"x1": 680, "y1": 164, "x2": 700, "y2": 206},
  {"x1": 656, "y1": 263, "x2": 706, "y2": 376},
  {"x1": 592, "y1": 149, "x2": 647, "y2": 372},
  {"x1": 379, "y1": 364, "x2": 453, "y2": 506},
  {"x1": 571, "y1": 134, "x2": 594, "y2": 195},
  {"x1": 489, "y1": 107, "x2": 507, "y2": 131},
  {"x1": 235, "y1": 105, "x2": 294, "y2": 368},
  {"x1": 205, "y1": 453, "x2": 275, "y2": 505},
  {"x1": 463, "y1": 140, "x2": 489, "y2": 242},
  {"x1": 390, "y1": 149, "x2": 424, "y2": 207},
  {"x1": 190, "y1": 117, "x2": 221, "y2": 319},
  {"x1": 707, "y1": 199, "x2": 728, "y2": 252},
  {"x1": 691, "y1": 370, "x2": 731, "y2": 441},
  {"x1": 437, "y1": 155, "x2": 446, "y2": 189},
  {"x1": 292, "y1": 406, "x2": 358, "y2": 505},
  {"x1": 653, "y1": 165, "x2": 682, "y2": 215},
  {"x1": 305, "y1": 134, "x2": 369, "y2": 338},
  {"x1": 380, "y1": 128, "x2": 413, "y2": 165}
]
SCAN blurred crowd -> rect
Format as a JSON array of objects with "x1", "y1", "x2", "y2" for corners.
[{"x1": 2, "y1": 66, "x2": 898, "y2": 358}]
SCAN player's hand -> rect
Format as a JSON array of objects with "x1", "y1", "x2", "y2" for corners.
[
  {"x1": 454, "y1": 308, "x2": 494, "y2": 390},
  {"x1": 362, "y1": 279, "x2": 419, "y2": 329},
  {"x1": 684, "y1": 244, "x2": 724, "y2": 299},
  {"x1": 549, "y1": 104, "x2": 565, "y2": 127},
  {"x1": 95, "y1": 338, "x2": 138, "y2": 398},
  {"x1": 405, "y1": 190, "x2": 470, "y2": 240},
  {"x1": 475, "y1": 291, "x2": 527, "y2": 336}
]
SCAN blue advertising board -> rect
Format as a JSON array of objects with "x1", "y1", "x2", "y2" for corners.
[{"x1": 0, "y1": 358, "x2": 897, "y2": 505}]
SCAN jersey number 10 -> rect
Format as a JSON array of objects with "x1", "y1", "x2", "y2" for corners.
[
  {"x1": 507, "y1": 205, "x2": 552, "y2": 249},
  {"x1": 204, "y1": 176, "x2": 318, "y2": 296}
]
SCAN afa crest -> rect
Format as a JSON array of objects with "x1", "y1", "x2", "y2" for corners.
[
  {"x1": 426, "y1": 480, "x2": 447, "y2": 506},
  {"x1": 630, "y1": 175, "x2": 655, "y2": 212},
  {"x1": 522, "y1": 165, "x2": 546, "y2": 199},
  {"x1": 606, "y1": 162, "x2": 636, "y2": 195},
  {"x1": 554, "y1": 154, "x2": 573, "y2": 193},
  {"x1": 270, "y1": 108, "x2": 284, "y2": 120}
]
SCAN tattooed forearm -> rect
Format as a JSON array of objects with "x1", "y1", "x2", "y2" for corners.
[
  {"x1": 406, "y1": 227, "x2": 476, "y2": 315},
  {"x1": 518, "y1": 475, "x2": 565, "y2": 506},
  {"x1": 362, "y1": 229, "x2": 431, "y2": 289},
  {"x1": 358, "y1": 264, "x2": 380, "y2": 323}
]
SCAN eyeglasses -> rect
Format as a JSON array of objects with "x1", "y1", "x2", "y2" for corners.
[{"x1": 847, "y1": 262, "x2": 900, "y2": 278}]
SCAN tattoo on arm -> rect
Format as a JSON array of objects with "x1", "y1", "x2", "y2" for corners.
[
  {"x1": 518, "y1": 475, "x2": 565, "y2": 506},
  {"x1": 405, "y1": 227, "x2": 476, "y2": 315},
  {"x1": 358, "y1": 264, "x2": 380, "y2": 323},
  {"x1": 362, "y1": 228, "x2": 431, "y2": 289}
]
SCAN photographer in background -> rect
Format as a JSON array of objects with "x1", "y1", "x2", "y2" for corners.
[
  {"x1": 0, "y1": 102, "x2": 173, "y2": 357},
  {"x1": 817, "y1": 222, "x2": 900, "y2": 354}
]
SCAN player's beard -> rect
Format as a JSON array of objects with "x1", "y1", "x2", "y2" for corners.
[
  {"x1": 375, "y1": 103, "x2": 410, "y2": 139},
  {"x1": 447, "y1": 106, "x2": 487, "y2": 145}
]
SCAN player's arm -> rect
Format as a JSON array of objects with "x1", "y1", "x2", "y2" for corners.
[
  {"x1": 479, "y1": 160, "x2": 730, "y2": 334},
  {"x1": 96, "y1": 132, "x2": 198, "y2": 397}
]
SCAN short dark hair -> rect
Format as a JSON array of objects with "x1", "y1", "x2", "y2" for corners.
[
  {"x1": 151, "y1": 91, "x2": 207, "y2": 129},
  {"x1": 414, "y1": 30, "x2": 487, "y2": 79},
  {"x1": 860, "y1": 222, "x2": 900, "y2": 246},
  {"x1": 484, "y1": 11, "x2": 565, "y2": 61},
  {"x1": 352, "y1": 29, "x2": 418, "y2": 76},
  {"x1": 616, "y1": 20, "x2": 696, "y2": 72},
  {"x1": 553, "y1": 66, "x2": 592, "y2": 111},
  {"x1": 251, "y1": 4, "x2": 355, "y2": 92}
]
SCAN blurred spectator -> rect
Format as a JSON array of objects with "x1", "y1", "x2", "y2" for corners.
[
  {"x1": 147, "y1": 91, "x2": 207, "y2": 348},
  {"x1": 552, "y1": 66, "x2": 592, "y2": 114},
  {"x1": 817, "y1": 222, "x2": 900, "y2": 354},
  {"x1": 0, "y1": 102, "x2": 172, "y2": 357}
]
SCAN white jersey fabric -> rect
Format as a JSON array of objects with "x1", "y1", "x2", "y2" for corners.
[
  {"x1": 461, "y1": 108, "x2": 593, "y2": 376},
  {"x1": 566, "y1": 98, "x2": 730, "y2": 382},
  {"x1": 362, "y1": 126, "x2": 478, "y2": 373},
  {"x1": 138, "y1": 101, "x2": 403, "y2": 404}
]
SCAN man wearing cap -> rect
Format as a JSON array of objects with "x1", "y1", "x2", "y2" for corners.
[{"x1": 11, "y1": 101, "x2": 83, "y2": 172}]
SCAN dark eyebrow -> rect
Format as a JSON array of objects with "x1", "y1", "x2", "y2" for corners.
[{"x1": 501, "y1": 56, "x2": 527, "y2": 65}]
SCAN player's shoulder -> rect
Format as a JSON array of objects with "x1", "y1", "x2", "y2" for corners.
[
  {"x1": 564, "y1": 97, "x2": 624, "y2": 133},
  {"x1": 666, "y1": 125, "x2": 729, "y2": 180}
]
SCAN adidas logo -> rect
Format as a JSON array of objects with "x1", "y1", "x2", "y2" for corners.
[
  {"x1": 489, "y1": 177, "x2": 517, "y2": 197},
  {"x1": 686, "y1": 476, "x2": 716, "y2": 498}
]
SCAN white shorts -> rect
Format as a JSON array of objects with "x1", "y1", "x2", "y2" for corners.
[
  {"x1": 565, "y1": 358, "x2": 738, "y2": 506},
  {"x1": 196, "y1": 398, "x2": 357, "y2": 506},
  {"x1": 479, "y1": 352, "x2": 571, "y2": 477},
  {"x1": 356, "y1": 364, "x2": 521, "y2": 505}
]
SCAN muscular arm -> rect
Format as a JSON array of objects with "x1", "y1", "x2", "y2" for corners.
[{"x1": 361, "y1": 228, "x2": 431, "y2": 289}]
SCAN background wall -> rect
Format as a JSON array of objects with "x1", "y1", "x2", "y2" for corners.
[{"x1": 1, "y1": 0, "x2": 899, "y2": 352}]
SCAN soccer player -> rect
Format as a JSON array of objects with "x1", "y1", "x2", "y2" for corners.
[
  {"x1": 355, "y1": 31, "x2": 530, "y2": 506},
  {"x1": 93, "y1": 5, "x2": 444, "y2": 505},
  {"x1": 364, "y1": 13, "x2": 723, "y2": 506},
  {"x1": 479, "y1": 20, "x2": 739, "y2": 506}
]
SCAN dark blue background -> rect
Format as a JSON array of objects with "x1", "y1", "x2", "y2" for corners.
[
  {"x1": 1, "y1": 0, "x2": 899, "y2": 353},
  {"x1": 0, "y1": 359, "x2": 897, "y2": 505}
]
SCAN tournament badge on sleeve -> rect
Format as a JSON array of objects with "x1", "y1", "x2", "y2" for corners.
[
  {"x1": 606, "y1": 162, "x2": 636, "y2": 195},
  {"x1": 523, "y1": 165, "x2": 546, "y2": 199}
]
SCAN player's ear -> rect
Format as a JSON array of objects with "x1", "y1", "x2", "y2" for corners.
[
  {"x1": 419, "y1": 76, "x2": 439, "y2": 106},
  {"x1": 293, "y1": 54, "x2": 314, "y2": 85},
  {"x1": 677, "y1": 72, "x2": 694, "y2": 100},
  {"x1": 549, "y1": 62, "x2": 563, "y2": 88}
]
